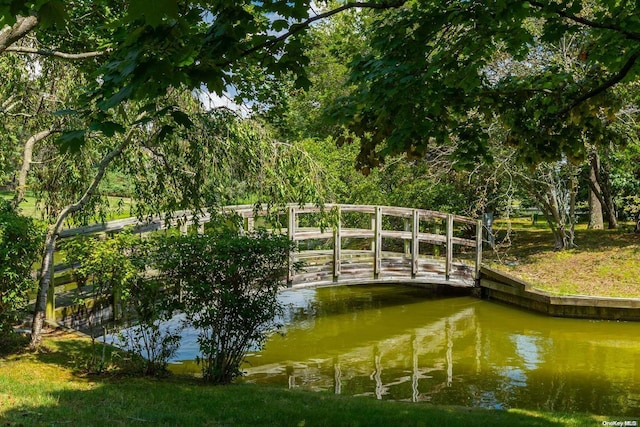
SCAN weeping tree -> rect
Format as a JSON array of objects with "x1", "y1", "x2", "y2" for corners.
[{"x1": 1, "y1": 1, "x2": 406, "y2": 348}]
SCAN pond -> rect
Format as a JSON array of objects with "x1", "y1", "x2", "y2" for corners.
[{"x1": 152, "y1": 285, "x2": 640, "y2": 415}]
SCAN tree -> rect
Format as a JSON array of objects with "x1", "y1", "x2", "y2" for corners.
[
  {"x1": 587, "y1": 151, "x2": 604, "y2": 229},
  {"x1": 328, "y1": 0, "x2": 640, "y2": 168},
  {"x1": 1, "y1": 1, "x2": 408, "y2": 347},
  {"x1": 154, "y1": 228, "x2": 299, "y2": 384}
]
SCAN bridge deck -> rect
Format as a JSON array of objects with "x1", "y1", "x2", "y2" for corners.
[{"x1": 291, "y1": 250, "x2": 476, "y2": 288}]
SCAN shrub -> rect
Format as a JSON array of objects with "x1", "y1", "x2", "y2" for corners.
[
  {"x1": 63, "y1": 231, "x2": 181, "y2": 375},
  {"x1": 116, "y1": 270, "x2": 183, "y2": 376},
  {"x1": 0, "y1": 200, "x2": 44, "y2": 340},
  {"x1": 155, "y1": 229, "x2": 298, "y2": 384}
]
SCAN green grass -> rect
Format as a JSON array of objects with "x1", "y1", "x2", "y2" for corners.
[
  {"x1": 0, "y1": 190, "x2": 134, "y2": 222},
  {"x1": 486, "y1": 218, "x2": 640, "y2": 297},
  {"x1": 0, "y1": 332, "x2": 609, "y2": 427}
]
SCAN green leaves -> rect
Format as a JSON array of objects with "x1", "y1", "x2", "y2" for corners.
[
  {"x1": 324, "y1": 0, "x2": 640, "y2": 168},
  {"x1": 56, "y1": 130, "x2": 86, "y2": 153},
  {"x1": 127, "y1": 0, "x2": 179, "y2": 27},
  {"x1": 0, "y1": 202, "x2": 44, "y2": 333},
  {"x1": 154, "y1": 229, "x2": 297, "y2": 383},
  {"x1": 37, "y1": 0, "x2": 66, "y2": 28}
]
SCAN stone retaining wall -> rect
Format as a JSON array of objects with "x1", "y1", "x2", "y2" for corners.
[{"x1": 479, "y1": 266, "x2": 640, "y2": 321}]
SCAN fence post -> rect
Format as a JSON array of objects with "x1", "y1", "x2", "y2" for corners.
[
  {"x1": 287, "y1": 206, "x2": 296, "y2": 286},
  {"x1": 434, "y1": 222, "x2": 441, "y2": 257},
  {"x1": 445, "y1": 214, "x2": 453, "y2": 279},
  {"x1": 45, "y1": 265, "x2": 56, "y2": 324},
  {"x1": 197, "y1": 214, "x2": 205, "y2": 235},
  {"x1": 333, "y1": 206, "x2": 341, "y2": 282},
  {"x1": 370, "y1": 213, "x2": 376, "y2": 251},
  {"x1": 404, "y1": 217, "x2": 411, "y2": 256},
  {"x1": 374, "y1": 206, "x2": 382, "y2": 278},
  {"x1": 412, "y1": 209, "x2": 419, "y2": 278},
  {"x1": 476, "y1": 219, "x2": 483, "y2": 280}
]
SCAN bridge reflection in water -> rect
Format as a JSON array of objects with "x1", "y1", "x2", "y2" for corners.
[{"x1": 216, "y1": 286, "x2": 640, "y2": 415}]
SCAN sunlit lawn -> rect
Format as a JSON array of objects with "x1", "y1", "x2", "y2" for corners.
[
  {"x1": 486, "y1": 218, "x2": 640, "y2": 297},
  {"x1": 0, "y1": 190, "x2": 134, "y2": 222}
]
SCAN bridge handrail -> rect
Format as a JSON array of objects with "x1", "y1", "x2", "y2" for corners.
[{"x1": 57, "y1": 203, "x2": 478, "y2": 238}]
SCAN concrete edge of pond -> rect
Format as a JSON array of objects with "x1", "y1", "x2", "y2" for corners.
[{"x1": 478, "y1": 266, "x2": 640, "y2": 321}]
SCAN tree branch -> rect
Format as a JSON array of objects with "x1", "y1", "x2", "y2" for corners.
[
  {"x1": 234, "y1": 1, "x2": 407, "y2": 63},
  {"x1": 0, "y1": 15, "x2": 38, "y2": 54},
  {"x1": 529, "y1": 1, "x2": 640, "y2": 41},
  {"x1": 12, "y1": 128, "x2": 60, "y2": 209},
  {"x1": 560, "y1": 49, "x2": 640, "y2": 114},
  {"x1": 5, "y1": 45, "x2": 106, "y2": 60}
]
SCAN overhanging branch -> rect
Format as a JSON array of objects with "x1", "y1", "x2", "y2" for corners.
[
  {"x1": 529, "y1": 1, "x2": 640, "y2": 41},
  {"x1": 5, "y1": 45, "x2": 106, "y2": 60},
  {"x1": 0, "y1": 15, "x2": 38, "y2": 54},
  {"x1": 560, "y1": 49, "x2": 640, "y2": 114},
  {"x1": 232, "y1": 1, "x2": 407, "y2": 64}
]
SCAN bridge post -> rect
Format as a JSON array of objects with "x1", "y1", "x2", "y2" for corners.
[
  {"x1": 374, "y1": 206, "x2": 382, "y2": 279},
  {"x1": 370, "y1": 213, "x2": 375, "y2": 251},
  {"x1": 45, "y1": 265, "x2": 56, "y2": 323},
  {"x1": 475, "y1": 219, "x2": 483, "y2": 280},
  {"x1": 287, "y1": 206, "x2": 296, "y2": 286},
  {"x1": 333, "y1": 206, "x2": 341, "y2": 282},
  {"x1": 445, "y1": 214, "x2": 453, "y2": 279},
  {"x1": 195, "y1": 213, "x2": 205, "y2": 235},
  {"x1": 412, "y1": 209, "x2": 419, "y2": 278},
  {"x1": 404, "y1": 217, "x2": 411, "y2": 256},
  {"x1": 433, "y1": 222, "x2": 441, "y2": 257},
  {"x1": 245, "y1": 216, "x2": 254, "y2": 233}
]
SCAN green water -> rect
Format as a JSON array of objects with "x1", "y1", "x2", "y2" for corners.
[{"x1": 172, "y1": 285, "x2": 640, "y2": 415}]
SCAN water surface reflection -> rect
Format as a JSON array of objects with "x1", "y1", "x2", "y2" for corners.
[{"x1": 171, "y1": 285, "x2": 640, "y2": 415}]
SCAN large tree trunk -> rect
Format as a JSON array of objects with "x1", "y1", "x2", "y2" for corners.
[
  {"x1": 587, "y1": 155, "x2": 604, "y2": 230},
  {"x1": 30, "y1": 136, "x2": 134, "y2": 348},
  {"x1": 588, "y1": 151, "x2": 618, "y2": 229}
]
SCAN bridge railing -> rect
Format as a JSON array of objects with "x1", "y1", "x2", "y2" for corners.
[{"x1": 47, "y1": 204, "x2": 482, "y2": 322}]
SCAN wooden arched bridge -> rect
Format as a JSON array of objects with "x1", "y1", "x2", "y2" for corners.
[{"x1": 48, "y1": 204, "x2": 483, "y2": 324}]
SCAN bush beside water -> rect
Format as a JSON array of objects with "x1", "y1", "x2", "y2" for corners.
[{"x1": 62, "y1": 219, "x2": 298, "y2": 382}]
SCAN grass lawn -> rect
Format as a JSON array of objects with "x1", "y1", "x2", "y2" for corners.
[
  {"x1": 0, "y1": 331, "x2": 611, "y2": 427},
  {"x1": 0, "y1": 190, "x2": 134, "y2": 222},
  {"x1": 485, "y1": 218, "x2": 640, "y2": 297}
]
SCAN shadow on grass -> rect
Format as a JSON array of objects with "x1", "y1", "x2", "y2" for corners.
[
  {"x1": 30, "y1": 333, "x2": 151, "y2": 377},
  {"x1": 487, "y1": 226, "x2": 640, "y2": 265},
  {"x1": 1, "y1": 376, "x2": 595, "y2": 427}
]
